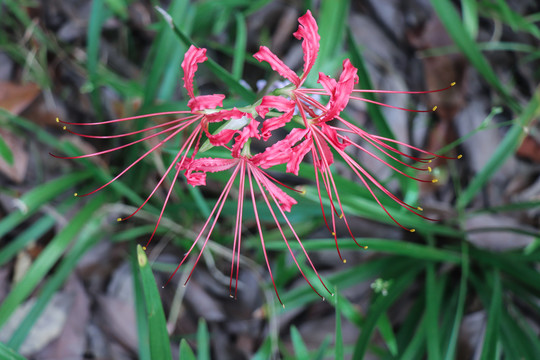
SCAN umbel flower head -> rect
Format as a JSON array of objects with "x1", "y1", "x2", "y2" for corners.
[{"x1": 53, "y1": 10, "x2": 459, "y2": 304}]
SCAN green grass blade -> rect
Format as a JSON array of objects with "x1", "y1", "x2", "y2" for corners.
[
  {"x1": 429, "y1": 0, "x2": 520, "y2": 112},
  {"x1": 0, "y1": 342, "x2": 27, "y2": 360},
  {"x1": 232, "y1": 13, "x2": 247, "y2": 80},
  {"x1": 352, "y1": 265, "x2": 422, "y2": 358},
  {"x1": 316, "y1": 0, "x2": 349, "y2": 75},
  {"x1": 265, "y1": 238, "x2": 461, "y2": 264},
  {"x1": 0, "y1": 133, "x2": 14, "y2": 165},
  {"x1": 197, "y1": 318, "x2": 210, "y2": 360},
  {"x1": 143, "y1": 0, "x2": 190, "y2": 104},
  {"x1": 179, "y1": 339, "x2": 197, "y2": 360},
  {"x1": 400, "y1": 316, "x2": 427, "y2": 360},
  {"x1": 290, "y1": 326, "x2": 309, "y2": 359},
  {"x1": 425, "y1": 262, "x2": 441, "y2": 360},
  {"x1": 479, "y1": 271, "x2": 502, "y2": 360},
  {"x1": 335, "y1": 290, "x2": 344, "y2": 360},
  {"x1": 137, "y1": 245, "x2": 173, "y2": 360},
  {"x1": 376, "y1": 313, "x2": 398, "y2": 357},
  {"x1": 0, "y1": 172, "x2": 90, "y2": 239},
  {"x1": 155, "y1": 6, "x2": 256, "y2": 103},
  {"x1": 7, "y1": 214, "x2": 105, "y2": 350},
  {"x1": 0, "y1": 197, "x2": 76, "y2": 267},
  {"x1": 131, "y1": 246, "x2": 151, "y2": 360},
  {"x1": 0, "y1": 194, "x2": 106, "y2": 328},
  {"x1": 461, "y1": 0, "x2": 479, "y2": 38},
  {"x1": 457, "y1": 89, "x2": 540, "y2": 209},
  {"x1": 443, "y1": 241, "x2": 469, "y2": 360},
  {"x1": 86, "y1": 0, "x2": 109, "y2": 117}
]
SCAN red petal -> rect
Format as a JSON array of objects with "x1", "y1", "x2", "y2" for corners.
[
  {"x1": 188, "y1": 157, "x2": 239, "y2": 173},
  {"x1": 205, "y1": 108, "x2": 247, "y2": 123},
  {"x1": 256, "y1": 96, "x2": 295, "y2": 118},
  {"x1": 182, "y1": 46, "x2": 207, "y2": 99},
  {"x1": 206, "y1": 128, "x2": 237, "y2": 146},
  {"x1": 261, "y1": 111, "x2": 294, "y2": 141},
  {"x1": 293, "y1": 10, "x2": 320, "y2": 85},
  {"x1": 253, "y1": 46, "x2": 300, "y2": 87},
  {"x1": 254, "y1": 167, "x2": 297, "y2": 212},
  {"x1": 188, "y1": 94, "x2": 225, "y2": 112},
  {"x1": 252, "y1": 128, "x2": 308, "y2": 169},
  {"x1": 317, "y1": 59, "x2": 358, "y2": 123},
  {"x1": 232, "y1": 120, "x2": 260, "y2": 158},
  {"x1": 286, "y1": 137, "x2": 312, "y2": 175}
]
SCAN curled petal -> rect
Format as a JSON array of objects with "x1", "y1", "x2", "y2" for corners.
[
  {"x1": 261, "y1": 112, "x2": 294, "y2": 141},
  {"x1": 254, "y1": 46, "x2": 300, "y2": 87},
  {"x1": 232, "y1": 120, "x2": 260, "y2": 158},
  {"x1": 206, "y1": 128, "x2": 238, "y2": 146},
  {"x1": 205, "y1": 108, "x2": 247, "y2": 123},
  {"x1": 286, "y1": 134, "x2": 312, "y2": 175},
  {"x1": 255, "y1": 168, "x2": 297, "y2": 212},
  {"x1": 186, "y1": 172, "x2": 207, "y2": 186},
  {"x1": 252, "y1": 128, "x2": 308, "y2": 169},
  {"x1": 256, "y1": 96, "x2": 295, "y2": 118},
  {"x1": 293, "y1": 10, "x2": 320, "y2": 85},
  {"x1": 182, "y1": 46, "x2": 207, "y2": 99},
  {"x1": 188, "y1": 157, "x2": 239, "y2": 173},
  {"x1": 319, "y1": 123, "x2": 350, "y2": 151},
  {"x1": 317, "y1": 59, "x2": 359, "y2": 123},
  {"x1": 188, "y1": 94, "x2": 225, "y2": 112},
  {"x1": 315, "y1": 137, "x2": 334, "y2": 168}
]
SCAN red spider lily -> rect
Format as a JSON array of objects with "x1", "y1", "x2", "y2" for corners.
[
  {"x1": 53, "y1": 9, "x2": 461, "y2": 302},
  {"x1": 253, "y1": 10, "x2": 460, "y2": 262},
  {"x1": 169, "y1": 120, "x2": 332, "y2": 306},
  {"x1": 51, "y1": 45, "x2": 252, "y2": 249}
]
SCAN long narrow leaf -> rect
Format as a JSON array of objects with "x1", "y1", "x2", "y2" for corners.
[
  {"x1": 457, "y1": 89, "x2": 540, "y2": 209},
  {"x1": 137, "y1": 245, "x2": 173, "y2": 360},
  {"x1": 0, "y1": 195, "x2": 105, "y2": 328}
]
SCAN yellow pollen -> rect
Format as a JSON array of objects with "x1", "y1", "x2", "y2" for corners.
[
  {"x1": 339, "y1": 213, "x2": 344, "y2": 219},
  {"x1": 142, "y1": 246, "x2": 147, "y2": 251},
  {"x1": 417, "y1": 206, "x2": 423, "y2": 211},
  {"x1": 343, "y1": 259, "x2": 347, "y2": 264},
  {"x1": 428, "y1": 160, "x2": 432, "y2": 163},
  {"x1": 331, "y1": 232, "x2": 336, "y2": 236},
  {"x1": 363, "y1": 246, "x2": 368, "y2": 249},
  {"x1": 301, "y1": 190, "x2": 306, "y2": 195},
  {"x1": 432, "y1": 179, "x2": 439, "y2": 183},
  {"x1": 56, "y1": 117, "x2": 60, "y2": 122},
  {"x1": 63, "y1": 126, "x2": 66, "y2": 130},
  {"x1": 428, "y1": 166, "x2": 432, "y2": 172},
  {"x1": 410, "y1": 229, "x2": 416, "y2": 233},
  {"x1": 451, "y1": 82, "x2": 456, "y2": 86},
  {"x1": 117, "y1": 218, "x2": 122, "y2": 222},
  {"x1": 432, "y1": 106, "x2": 438, "y2": 111},
  {"x1": 457, "y1": 154, "x2": 463, "y2": 159},
  {"x1": 74, "y1": 193, "x2": 78, "y2": 197}
]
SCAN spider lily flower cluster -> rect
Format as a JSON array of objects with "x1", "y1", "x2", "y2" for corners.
[{"x1": 53, "y1": 10, "x2": 459, "y2": 305}]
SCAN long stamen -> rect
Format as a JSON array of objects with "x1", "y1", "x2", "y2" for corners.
[
  {"x1": 75, "y1": 123, "x2": 197, "y2": 198},
  {"x1": 62, "y1": 115, "x2": 199, "y2": 139},
  {"x1": 119, "y1": 125, "x2": 201, "y2": 221},
  {"x1": 247, "y1": 169, "x2": 283, "y2": 306},
  {"x1": 311, "y1": 129, "x2": 368, "y2": 251},
  {"x1": 349, "y1": 96, "x2": 437, "y2": 113},
  {"x1": 50, "y1": 119, "x2": 197, "y2": 160},
  {"x1": 230, "y1": 160, "x2": 246, "y2": 299},
  {"x1": 163, "y1": 162, "x2": 242, "y2": 287},
  {"x1": 56, "y1": 111, "x2": 194, "y2": 126},
  {"x1": 251, "y1": 164, "x2": 333, "y2": 298}
]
